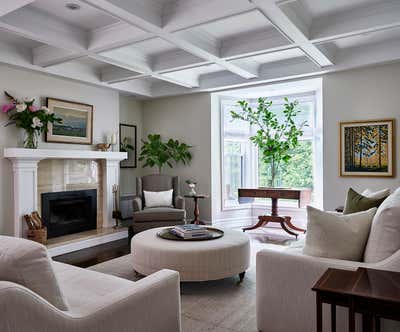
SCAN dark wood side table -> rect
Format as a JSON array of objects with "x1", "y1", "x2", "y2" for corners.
[
  {"x1": 312, "y1": 267, "x2": 400, "y2": 332},
  {"x1": 184, "y1": 194, "x2": 209, "y2": 225},
  {"x1": 238, "y1": 188, "x2": 310, "y2": 237}
]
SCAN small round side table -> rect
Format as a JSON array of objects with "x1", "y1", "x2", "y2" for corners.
[{"x1": 184, "y1": 194, "x2": 209, "y2": 225}]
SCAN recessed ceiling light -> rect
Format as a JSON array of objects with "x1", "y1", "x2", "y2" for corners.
[{"x1": 65, "y1": 3, "x2": 81, "y2": 10}]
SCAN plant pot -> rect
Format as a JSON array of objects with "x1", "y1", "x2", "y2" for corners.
[{"x1": 23, "y1": 130, "x2": 39, "y2": 149}]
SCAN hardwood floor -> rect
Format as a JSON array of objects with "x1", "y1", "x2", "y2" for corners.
[{"x1": 53, "y1": 238, "x2": 130, "y2": 268}]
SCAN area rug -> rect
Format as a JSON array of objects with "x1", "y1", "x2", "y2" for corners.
[{"x1": 89, "y1": 233, "x2": 298, "y2": 332}]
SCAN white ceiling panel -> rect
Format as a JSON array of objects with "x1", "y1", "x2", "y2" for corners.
[
  {"x1": 300, "y1": 0, "x2": 381, "y2": 18},
  {"x1": 194, "y1": 10, "x2": 272, "y2": 40},
  {"x1": 246, "y1": 48, "x2": 305, "y2": 65},
  {"x1": 28, "y1": 0, "x2": 119, "y2": 30}
]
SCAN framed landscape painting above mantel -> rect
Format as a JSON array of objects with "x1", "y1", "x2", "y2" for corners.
[
  {"x1": 340, "y1": 119, "x2": 395, "y2": 177},
  {"x1": 46, "y1": 98, "x2": 93, "y2": 145}
]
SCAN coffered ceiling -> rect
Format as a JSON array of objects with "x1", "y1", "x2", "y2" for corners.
[{"x1": 0, "y1": 0, "x2": 399, "y2": 98}]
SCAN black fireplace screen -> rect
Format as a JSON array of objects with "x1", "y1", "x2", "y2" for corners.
[{"x1": 41, "y1": 189, "x2": 97, "y2": 238}]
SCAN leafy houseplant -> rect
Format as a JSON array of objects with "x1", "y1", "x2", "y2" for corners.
[
  {"x1": 2, "y1": 91, "x2": 62, "y2": 149},
  {"x1": 139, "y1": 134, "x2": 192, "y2": 173},
  {"x1": 231, "y1": 97, "x2": 307, "y2": 187}
]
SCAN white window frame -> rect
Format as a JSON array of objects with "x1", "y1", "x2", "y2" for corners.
[{"x1": 220, "y1": 92, "x2": 319, "y2": 211}]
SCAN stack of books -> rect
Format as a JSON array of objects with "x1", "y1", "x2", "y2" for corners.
[{"x1": 170, "y1": 225, "x2": 210, "y2": 239}]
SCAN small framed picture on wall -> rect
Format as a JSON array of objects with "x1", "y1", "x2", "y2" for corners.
[
  {"x1": 339, "y1": 119, "x2": 395, "y2": 177},
  {"x1": 119, "y1": 123, "x2": 137, "y2": 168}
]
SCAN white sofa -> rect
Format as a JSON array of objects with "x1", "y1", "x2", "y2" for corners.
[
  {"x1": 257, "y1": 188, "x2": 400, "y2": 332},
  {"x1": 0, "y1": 236, "x2": 181, "y2": 332}
]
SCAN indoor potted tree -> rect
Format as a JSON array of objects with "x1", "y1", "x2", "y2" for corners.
[
  {"x1": 231, "y1": 97, "x2": 307, "y2": 187},
  {"x1": 139, "y1": 134, "x2": 192, "y2": 173}
]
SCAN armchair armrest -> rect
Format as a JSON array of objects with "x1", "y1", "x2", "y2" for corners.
[
  {"x1": 0, "y1": 270, "x2": 181, "y2": 332},
  {"x1": 132, "y1": 196, "x2": 142, "y2": 212},
  {"x1": 175, "y1": 195, "x2": 185, "y2": 210}
]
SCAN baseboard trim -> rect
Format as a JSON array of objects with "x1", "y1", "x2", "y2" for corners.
[{"x1": 48, "y1": 230, "x2": 128, "y2": 257}]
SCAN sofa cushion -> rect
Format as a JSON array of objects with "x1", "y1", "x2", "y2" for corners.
[
  {"x1": 364, "y1": 187, "x2": 400, "y2": 263},
  {"x1": 0, "y1": 236, "x2": 68, "y2": 310},
  {"x1": 343, "y1": 188, "x2": 387, "y2": 214},
  {"x1": 133, "y1": 207, "x2": 185, "y2": 222},
  {"x1": 362, "y1": 188, "x2": 391, "y2": 200},
  {"x1": 303, "y1": 206, "x2": 376, "y2": 261}
]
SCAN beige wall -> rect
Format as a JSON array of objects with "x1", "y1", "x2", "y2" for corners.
[
  {"x1": 0, "y1": 65, "x2": 119, "y2": 235},
  {"x1": 323, "y1": 63, "x2": 400, "y2": 210},
  {"x1": 142, "y1": 93, "x2": 212, "y2": 221},
  {"x1": 119, "y1": 95, "x2": 143, "y2": 195}
]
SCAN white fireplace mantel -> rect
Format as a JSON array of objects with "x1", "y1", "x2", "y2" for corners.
[{"x1": 3, "y1": 148, "x2": 127, "y2": 238}]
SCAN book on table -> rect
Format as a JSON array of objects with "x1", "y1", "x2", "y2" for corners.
[{"x1": 170, "y1": 225, "x2": 210, "y2": 239}]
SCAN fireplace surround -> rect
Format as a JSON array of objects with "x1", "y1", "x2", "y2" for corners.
[{"x1": 42, "y1": 189, "x2": 97, "y2": 238}]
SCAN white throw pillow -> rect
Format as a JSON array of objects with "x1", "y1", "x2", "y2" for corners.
[
  {"x1": 144, "y1": 189, "x2": 173, "y2": 208},
  {"x1": 364, "y1": 187, "x2": 400, "y2": 263},
  {"x1": 0, "y1": 236, "x2": 68, "y2": 310},
  {"x1": 362, "y1": 188, "x2": 390, "y2": 200},
  {"x1": 303, "y1": 206, "x2": 376, "y2": 261}
]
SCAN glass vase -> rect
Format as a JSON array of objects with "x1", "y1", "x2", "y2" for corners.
[{"x1": 23, "y1": 130, "x2": 39, "y2": 149}]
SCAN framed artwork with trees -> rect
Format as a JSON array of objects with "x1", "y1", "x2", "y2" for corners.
[{"x1": 340, "y1": 119, "x2": 395, "y2": 177}]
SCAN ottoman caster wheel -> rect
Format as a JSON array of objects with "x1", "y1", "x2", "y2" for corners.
[{"x1": 237, "y1": 272, "x2": 245, "y2": 284}]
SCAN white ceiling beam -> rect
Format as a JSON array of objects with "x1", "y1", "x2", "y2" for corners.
[
  {"x1": 310, "y1": 1, "x2": 400, "y2": 43},
  {"x1": 0, "y1": 7, "x2": 87, "y2": 51},
  {"x1": 81, "y1": 0, "x2": 259, "y2": 79},
  {"x1": 0, "y1": 41, "x2": 152, "y2": 97},
  {"x1": 151, "y1": 36, "x2": 400, "y2": 98},
  {"x1": 249, "y1": 0, "x2": 333, "y2": 67},
  {"x1": 0, "y1": 0, "x2": 35, "y2": 17}
]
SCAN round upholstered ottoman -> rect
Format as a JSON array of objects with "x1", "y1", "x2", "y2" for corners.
[{"x1": 131, "y1": 227, "x2": 250, "y2": 282}]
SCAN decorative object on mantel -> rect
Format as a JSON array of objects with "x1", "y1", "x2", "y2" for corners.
[
  {"x1": 139, "y1": 134, "x2": 192, "y2": 173},
  {"x1": 119, "y1": 123, "x2": 137, "y2": 168},
  {"x1": 185, "y1": 179, "x2": 197, "y2": 196},
  {"x1": 231, "y1": 97, "x2": 307, "y2": 187},
  {"x1": 46, "y1": 98, "x2": 93, "y2": 145},
  {"x1": 96, "y1": 143, "x2": 111, "y2": 151},
  {"x1": 340, "y1": 119, "x2": 395, "y2": 177},
  {"x1": 110, "y1": 132, "x2": 118, "y2": 152},
  {"x1": 112, "y1": 184, "x2": 122, "y2": 229},
  {"x1": 2, "y1": 91, "x2": 62, "y2": 149},
  {"x1": 24, "y1": 211, "x2": 47, "y2": 245}
]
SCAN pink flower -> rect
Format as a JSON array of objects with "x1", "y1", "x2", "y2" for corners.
[
  {"x1": 28, "y1": 105, "x2": 38, "y2": 112},
  {"x1": 2, "y1": 103, "x2": 14, "y2": 113}
]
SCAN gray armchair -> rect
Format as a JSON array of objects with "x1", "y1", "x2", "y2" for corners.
[{"x1": 131, "y1": 174, "x2": 186, "y2": 234}]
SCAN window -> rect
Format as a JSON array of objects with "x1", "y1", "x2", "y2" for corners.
[{"x1": 221, "y1": 93, "x2": 317, "y2": 209}]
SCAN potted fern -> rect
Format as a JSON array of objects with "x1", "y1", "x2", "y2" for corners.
[
  {"x1": 139, "y1": 134, "x2": 192, "y2": 173},
  {"x1": 231, "y1": 97, "x2": 307, "y2": 187}
]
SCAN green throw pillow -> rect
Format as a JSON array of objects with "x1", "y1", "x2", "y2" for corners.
[{"x1": 343, "y1": 188, "x2": 387, "y2": 214}]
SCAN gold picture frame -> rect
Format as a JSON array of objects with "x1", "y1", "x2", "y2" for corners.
[
  {"x1": 46, "y1": 98, "x2": 93, "y2": 145},
  {"x1": 339, "y1": 119, "x2": 395, "y2": 177}
]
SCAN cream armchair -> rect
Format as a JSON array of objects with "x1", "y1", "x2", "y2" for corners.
[{"x1": 0, "y1": 236, "x2": 181, "y2": 332}]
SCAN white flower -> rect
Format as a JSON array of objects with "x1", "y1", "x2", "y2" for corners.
[
  {"x1": 41, "y1": 106, "x2": 52, "y2": 114},
  {"x1": 31, "y1": 117, "x2": 43, "y2": 128},
  {"x1": 16, "y1": 103, "x2": 27, "y2": 112},
  {"x1": 24, "y1": 97, "x2": 34, "y2": 103}
]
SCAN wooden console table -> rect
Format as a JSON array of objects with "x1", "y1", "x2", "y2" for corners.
[
  {"x1": 312, "y1": 267, "x2": 400, "y2": 332},
  {"x1": 238, "y1": 187, "x2": 310, "y2": 237}
]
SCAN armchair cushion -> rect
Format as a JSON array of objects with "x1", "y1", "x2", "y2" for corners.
[
  {"x1": 143, "y1": 189, "x2": 173, "y2": 208},
  {"x1": 175, "y1": 196, "x2": 185, "y2": 210},
  {"x1": 133, "y1": 207, "x2": 186, "y2": 222},
  {"x1": 343, "y1": 187, "x2": 386, "y2": 214},
  {"x1": 0, "y1": 236, "x2": 68, "y2": 311}
]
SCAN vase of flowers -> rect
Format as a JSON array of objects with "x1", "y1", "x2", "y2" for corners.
[
  {"x1": 2, "y1": 91, "x2": 62, "y2": 149},
  {"x1": 185, "y1": 179, "x2": 197, "y2": 196}
]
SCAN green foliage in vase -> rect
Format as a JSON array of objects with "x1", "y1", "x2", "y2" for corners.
[
  {"x1": 139, "y1": 134, "x2": 192, "y2": 173},
  {"x1": 231, "y1": 97, "x2": 307, "y2": 187}
]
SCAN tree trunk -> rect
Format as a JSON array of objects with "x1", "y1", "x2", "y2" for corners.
[
  {"x1": 359, "y1": 128, "x2": 363, "y2": 169},
  {"x1": 378, "y1": 125, "x2": 382, "y2": 168}
]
